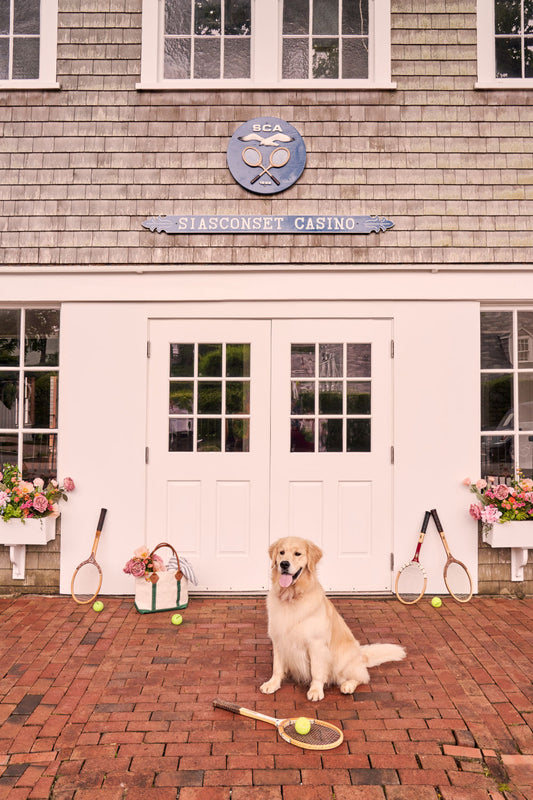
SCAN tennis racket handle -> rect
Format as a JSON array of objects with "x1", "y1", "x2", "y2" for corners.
[
  {"x1": 421, "y1": 510, "x2": 431, "y2": 532},
  {"x1": 430, "y1": 508, "x2": 443, "y2": 532},
  {"x1": 97, "y1": 508, "x2": 107, "y2": 530},
  {"x1": 213, "y1": 698, "x2": 241, "y2": 715}
]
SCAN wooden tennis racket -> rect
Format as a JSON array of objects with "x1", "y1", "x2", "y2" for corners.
[
  {"x1": 431, "y1": 509, "x2": 473, "y2": 603},
  {"x1": 213, "y1": 699, "x2": 343, "y2": 750},
  {"x1": 395, "y1": 510, "x2": 431, "y2": 604},
  {"x1": 70, "y1": 508, "x2": 107, "y2": 605}
]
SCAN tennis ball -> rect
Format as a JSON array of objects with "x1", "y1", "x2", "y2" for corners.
[
  {"x1": 294, "y1": 717, "x2": 311, "y2": 735},
  {"x1": 171, "y1": 613, "x2": 183, "y2": 626},
  {"x1": 93, "y1": 600, "x2": 104, "y2": 612},
  {"x1": 431, "y1": 596, "x2": 442, "y2": 608}
]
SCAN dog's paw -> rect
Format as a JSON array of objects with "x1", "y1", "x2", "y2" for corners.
[
  {"x1": 307, "y1": 684, "x2": 325, "y2": 702},
  {"x1": 260, "y1": 679, "x2": 281, "y2": 694},
  {"x1": 340, "y1": 680, "x2": 359, "y2": 694}
]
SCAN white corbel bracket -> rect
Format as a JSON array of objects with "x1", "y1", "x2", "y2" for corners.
[
  {"x1": 9, "y1": 544, "x2": 26, "y2": 580},
  {"x1": 510, "y1": 548, "x2": 529, "y2": 582}
]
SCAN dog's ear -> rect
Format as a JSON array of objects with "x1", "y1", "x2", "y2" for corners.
[
  {"x1": 268, "y1": 539, "x2": 281, "y2": 565},
  {"x1": 306, "y1": 540, "x2": 323, "y2": 572}
]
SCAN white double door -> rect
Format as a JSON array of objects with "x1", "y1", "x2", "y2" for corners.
[{"x1": 146, "y1": 317, "x2": 393, "y2": 592}]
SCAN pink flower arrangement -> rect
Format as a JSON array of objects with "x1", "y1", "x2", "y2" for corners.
[
  {"x1": 123, "y1": 546, "x2": 165, "y2": 580},
  {"x1": 0, "y1": 463, "x2": 75, "y2": 522},
  {"x1": 463, "y1": 474, "x2": 533, "y2": 524}
]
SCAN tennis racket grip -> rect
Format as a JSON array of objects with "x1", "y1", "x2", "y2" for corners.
[
  {"x1": 97, "y1": 508, "x2": 107, "y2": 530},
  {"x1": 430, "y1": 508, "x2": 443, "y2": 531},
  {"x1": 213, "y1": 698, "x2": 241, "y2": 715}
]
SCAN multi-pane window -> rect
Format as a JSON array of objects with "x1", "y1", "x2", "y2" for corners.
[
  {"x1": 140, "y1": 0, "x2": 392, "y2": 87},
  {"x1": 477, "y1": 1, "x2": 533, "y2": 85},
  {"x1": 168, "y1": 342, "x2": 251, "y2": 452},
  {"x1": 480, "y1": 310, "x2": 533, "y2": 481},
  {"x1": 0, "y1": 309, "x2": 60, "y2": 481},
  {"x1": 494, "y1": 0, "x2": 533, "y2": 78},
  {"x1": 282, "y1": 0, "x2": 368, "y2": 80},
  {"x1": 164, "y1": 0, "x2": 251, "y2": 80},
  {"x1": 0, "y1": 0, "x2": 40, "y2": 80},
  {"x1": 290, "y1": 342, "x2": 371, "y2": 452}
]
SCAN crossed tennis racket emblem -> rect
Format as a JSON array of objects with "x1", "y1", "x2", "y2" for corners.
[{"x1": 241, "y1": 146, "x2": 291, "y2": 185}]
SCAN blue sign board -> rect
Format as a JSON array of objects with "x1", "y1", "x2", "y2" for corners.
[
  {"x1": 142, "y1": 215, "x2": 394, "y2": 234},
  {"x1": 227, "y1": 117, "x2": 307, "y2": 195}
]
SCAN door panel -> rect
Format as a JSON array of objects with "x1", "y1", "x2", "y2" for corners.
[
  {"x1": 147, "y1": 319, "x2": 271, "y2": 591},
  {"x1": 270, "y1": 319, "x2": 393, "y2": 592}
]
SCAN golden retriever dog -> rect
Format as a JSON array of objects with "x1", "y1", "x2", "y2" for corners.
[{"x1": 260, "y1": 537, "x2": 406, "y2": 702}]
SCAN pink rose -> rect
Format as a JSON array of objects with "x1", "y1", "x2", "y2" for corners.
[
  {"x1": 475, "y1": 479, "x2": 487, "y2": 491},
  {"x1": 469, "y1": 503, "x2": 482, "y2": 520},
  {"x1": 492, "y1": 484, "x2": 510, "y2": 500},
  {"x1": 33, "y1": 477, "x2": 44, "y2": 489},
  {"x1": 32, "y1": 494, "x2": 49, "y2": 513},
  {"x1": 481, "y1": 505, "x2": 502, "y2": 524},
  {"x1": 0, "y1": 491, "x2": 8, "y2": 508},
  {"x1": 63, "y1": 477, "x2": 75, "y2": 492},
  {"x1": 462, "y1": 478, "x2": 472, "y2": 486}
]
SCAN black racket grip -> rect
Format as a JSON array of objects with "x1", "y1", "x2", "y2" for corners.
[
  {"x1": 421, "y1": 510, "x2": 431, "y2": 532},
  {"x1": 430, "y1": 508, "x2": 443, "y2": 532},
  {"x1": 97, "y1": 508, "x2": 107, "y2": 530},
  {"x1": 213, "y1": 698, "x2": 240, "y2": 714}
]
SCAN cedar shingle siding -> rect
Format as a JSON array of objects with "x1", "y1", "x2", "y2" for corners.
[{"x1": 1, "y1": 0, "x2": 532, "y2": 269}]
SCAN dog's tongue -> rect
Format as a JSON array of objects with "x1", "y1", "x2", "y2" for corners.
[{"x1": 279, "y1": 573, "x2": 293, "y2": 588}]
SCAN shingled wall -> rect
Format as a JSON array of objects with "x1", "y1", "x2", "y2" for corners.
[{"x1": 0, "y1": 0, "x2": 532, "y2": 269}]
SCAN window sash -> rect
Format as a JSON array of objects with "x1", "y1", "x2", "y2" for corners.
[
  {"x1": 138, "y1": 0, "x2": 393, "y2": 89},
  {"x1": 0, "y1": 0, "x2": 59, "y2": 89},
  {"x1": 476, "y1": 0, "x2": 533, "y2": 87}
]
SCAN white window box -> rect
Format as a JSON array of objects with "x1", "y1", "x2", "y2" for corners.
[
  {"x1": 0, "y1": 516, "x2": 56, "y2": 579},
  {"x1": 483, "y1": 521, "x2": 533, "y2": 581}
]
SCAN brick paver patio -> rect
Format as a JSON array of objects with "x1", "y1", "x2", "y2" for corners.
[{"x1": 1, "y1": 594, "x2": 533, "y2": 799}]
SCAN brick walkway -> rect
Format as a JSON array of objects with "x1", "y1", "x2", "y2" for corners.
[{"x1": 1, "y1": 594, "x2": 533, "y2": 800}]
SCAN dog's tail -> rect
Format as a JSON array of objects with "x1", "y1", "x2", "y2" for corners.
[{"x1": 361, "y1": 643, "x2": 406, "y2": 668}]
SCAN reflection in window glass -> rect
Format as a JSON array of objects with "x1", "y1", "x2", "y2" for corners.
[
  {"x1": 0, "y1": 373, "x2": 19, "y2": 428},
  {"x1": 494, "y1": 0, "x2": 533, "y2": 78},
  {"x1": 24, "y1": 372, "x2": 58, "y2": 429},
  {"x1": 480, "y1": 309, "x2": 533, "y2": 481},
  {"x1": 0, "y1": 309, "x2": 20, "y2": 365},
  {"x1": 169, "y1": 418, "x2": 194, "y2": 451},
  {"x1": 282, "y1": 0, "x2": 369, "y2": 79},
  {"x1": 347, "y1": 419, "x2": 371, "y2": 452},
  {"x1": 197, "y1": 418, "x2": 222, "y2": 451},
  {"x1": 168, "y1": 342, "x2": 251, "y2": 452},
  {"x1": 164, "y1": 0, "x2": 251, "y2": 79},
  {"x1": 226, "y1": 418, "x2": 249, "y2": 451},
  {"x1": 25, "y1": 309, "x2": 59, "y2": 367},
  {"x1": 517, "y1": 311, "x2": 533, "y2": 367},
  {"x1": 291, "y1": 419, "x2": 315, "y2": 451},
  {"x1": 22, "y1": 433, "x2": 57, "y2": 481},
  {"x1": 481, "y1": 373, "x2": 513, "y2": 431},
  {"x1": 290, "y1": 341, "x2": 371, "y2": 453},
  {"x1": 291, "y1": 381, "x2": 315, "y2": 414}
]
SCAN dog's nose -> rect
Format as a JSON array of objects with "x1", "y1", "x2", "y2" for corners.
[{"x1": 280, "y1": 560, "x2": 290, "y2": 572}]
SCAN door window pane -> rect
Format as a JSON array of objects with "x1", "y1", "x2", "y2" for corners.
[
  {"x1": 290, "y1": 341, "x2": 371, "y2": 453},
  {"x1": 24, "y1": 372, "x2": 58, "y2": 429},
  {"x1": 168, "y1": 342, "x2": 251, "y2": 452},
  {"x1": 23, "y1": 433, "x2": 57, "y2": 481}
]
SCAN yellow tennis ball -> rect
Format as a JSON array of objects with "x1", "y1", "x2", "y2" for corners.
[
  {"x1": 431, "y1": 596, "x2": 442, "y2": 608},
  {"x1": 294, "y1": 717, "x2": 311, "y2": 735},
  {"x1": 93, "y1": 600, "x2": 104, "y2": 612},
  {"x1": 171, "y1": 613, "x2": 183, "y2": 625}
]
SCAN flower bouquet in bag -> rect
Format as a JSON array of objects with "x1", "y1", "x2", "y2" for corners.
[{"x1": 124, "y1": 543, "x2": 188, "y2": 614}]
